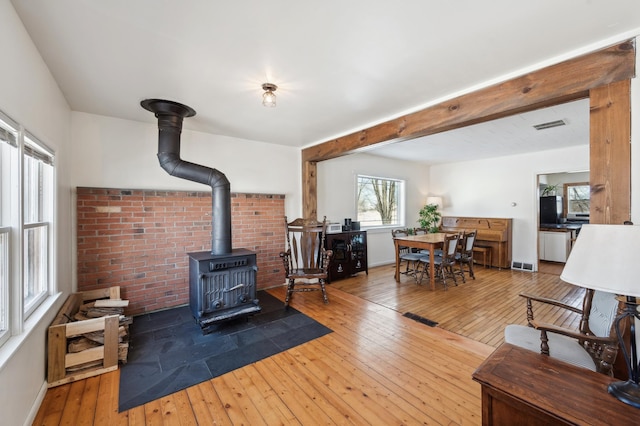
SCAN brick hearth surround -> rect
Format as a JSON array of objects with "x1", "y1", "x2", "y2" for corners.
[{"x1": 76, "y1": 187, "x2": 285, "y2": 315}]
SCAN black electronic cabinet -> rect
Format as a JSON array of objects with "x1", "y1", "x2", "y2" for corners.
[{"x1": 325, "y1": 231, "x2": 368, "y2": 282}]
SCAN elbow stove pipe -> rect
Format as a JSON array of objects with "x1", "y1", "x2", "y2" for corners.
[{"x1": 141, "y1": 98, "x2": 232, "y2": 255}]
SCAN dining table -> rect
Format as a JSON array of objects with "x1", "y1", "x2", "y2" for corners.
[{"x1": 393, "y1": 232, "x2": 450, "y2": 290}]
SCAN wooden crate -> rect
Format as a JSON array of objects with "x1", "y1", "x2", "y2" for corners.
[{"x1": 47, "y1": 287, "x2": 123, "y2": 387}]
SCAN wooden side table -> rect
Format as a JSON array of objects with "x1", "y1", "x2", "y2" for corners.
[{"x1": 472, "y1": 343, "x2": 640, "y2": 425}]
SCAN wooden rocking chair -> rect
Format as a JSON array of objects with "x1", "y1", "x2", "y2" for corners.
[{"x1": 280, "y1": 216, "x2": 333, "y2": 308}]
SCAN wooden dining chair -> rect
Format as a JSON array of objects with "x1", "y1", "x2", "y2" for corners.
[
  {"x1": 412, "y1": 228, "x2": 433, "y2": 256},
  {"x1": 391, "y1": 228, "x2": 422, "y2": 277},
  {"x1": 417, "y1": 233, "x2": 461, "y2": 289},
  {"x1": 456, "y1": 229, "x2": 477, "y2": 279}
]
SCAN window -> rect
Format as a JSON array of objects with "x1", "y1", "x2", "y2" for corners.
[
  {"x1": 0, "y1": 231, "x2": 8, "y2": 345},
  {"x1": 356, "y1": 175, "x2": 404, "y2": 228},
  {"x1": 22, "y1": 134, "x2": 54, "y2": 316},
  {"x1": 0, "y1": 109, "x2": 55, "y2": 348},
  {"x1": 0, "y1": 115, "x2": 18, "y2": 346},
  {"x1": 564, "y1": 182, "x2": 590, "y2": 218}
]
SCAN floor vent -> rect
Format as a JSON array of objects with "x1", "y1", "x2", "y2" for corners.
[
  {"x1": 403, "y1": 312, "x2": 438, "y2": 327},
  {"x1": 512, "y1": 261, "x2": 535, "y2": 272}
]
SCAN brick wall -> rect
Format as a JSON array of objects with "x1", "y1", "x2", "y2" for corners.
[{"x1": 76, "y1": 187, "x2": 286, "y2": 315}]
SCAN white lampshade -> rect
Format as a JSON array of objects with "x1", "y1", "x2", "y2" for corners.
[
  {"x1": 426, "y1": 196, "x2": 442, "y2": 209},
  {"x1": 560, "y1": 224, "x2": 640, "y2": 297}
]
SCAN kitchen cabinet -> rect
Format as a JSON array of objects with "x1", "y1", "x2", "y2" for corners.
[
  {"x1": 539, "y1": 230, "x2": 572, "y2": 262},
  {"x1": 325, "y1": 231, "x2": 368, "y2": 282}
]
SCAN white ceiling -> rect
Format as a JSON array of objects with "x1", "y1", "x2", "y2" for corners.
[
  {"x1": 10, "y1": 1, "x2": 640, "y2": 163},
  {"x1": 368, "y1": 98, "x2": 591, "y2": 165}
]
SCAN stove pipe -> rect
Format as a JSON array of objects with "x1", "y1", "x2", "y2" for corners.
[{"x1": 141, "y1": 99, "x2": 232, "y2": 255}]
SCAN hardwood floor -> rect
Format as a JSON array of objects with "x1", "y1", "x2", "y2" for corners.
[
  {"x1": 332, "y1": 262, "x2": 583, "y2": 348},
  {"x1": 34, "y1": 263, "x2": 579, "y2": 425}
]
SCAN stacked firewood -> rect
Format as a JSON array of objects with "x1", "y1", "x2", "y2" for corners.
[{"x1": 66, "y1": 298, "x2": 133, "y2": 371}]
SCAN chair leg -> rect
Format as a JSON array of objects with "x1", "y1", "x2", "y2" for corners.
[
  {"x1": 454, "y1": 262, "x2": 465, "y2": 284},
  {"x1": 437, "y1": 265, "x2": 448, "y2": 290},
  {"x1": 416, "y1": 261, "x2": 429, "y2": 285},
  {"x1": 284, "y1": 279, "x2": 295, "y2": 308},
  {"x1": 459, "y1": 257, "x2": 475, "y2": 280},
  {"x1": 414, "y1": 261, "x2": 422, "y2": 283},
  {"x1": 449, "y1": 264, "x2": 461, "y2": 285},
  {"x1": 448, "y1": 266, "x2": 456, "y2": 285},
  {"x1": 320, "y1": 279, "x2": 329, "y2": 304},
  {"x1": 404, "y1": 258, "x2": 420, "y2": 278},
  {"x1": 403, "y1": 259, "x2": 411, "y2": 275}
]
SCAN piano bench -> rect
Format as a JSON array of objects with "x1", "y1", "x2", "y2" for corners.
[{"x1": 473, "y1": 246, "x2": 492, "y2": 268}]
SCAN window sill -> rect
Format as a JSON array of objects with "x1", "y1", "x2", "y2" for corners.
[
  {"x1": 360, "y1": 226, "x2": 406, "y2": 236},
  {"x1": 0, "y1": 292, "x2": 63, "y2": 373}
]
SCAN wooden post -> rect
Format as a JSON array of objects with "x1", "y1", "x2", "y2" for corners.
[
  {"x1": 589, "y1": 80, "x2": 632, "y2": 225},
  {"x1": 302, "y1": 160, "x2": 317, "y2": 219}
]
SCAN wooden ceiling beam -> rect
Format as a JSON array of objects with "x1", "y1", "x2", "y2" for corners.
[
  {"x1": 302, "y1": 40, "x2": 635, "y2": 219},
  {"x1": 302, "y1": 40, "x2": 634, "y2": 164}
]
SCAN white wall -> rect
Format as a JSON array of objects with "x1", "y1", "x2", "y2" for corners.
[
  {"x1": 430, "y1": 145, "x2": 589, "y2": 268},
  {"x1": 317, "y1": 153, "x2": 429, "y2": 267},
  {"x1": 0, "y1": 3, "x2": 73, "y2": 425},
  {"x1": 71, "y1": 112, "x2": 303, "y2": 218},
  {"x1": 318, "y1": 146, "x2": 590, "y2": 270}
]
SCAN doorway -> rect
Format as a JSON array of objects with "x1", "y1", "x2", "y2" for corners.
[{"x1": 537, "y1": 171, "x2": 590, "y2": 271}]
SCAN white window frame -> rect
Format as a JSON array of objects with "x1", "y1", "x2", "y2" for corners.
[
  {"x1": 0, "y1": 109, "x2": 56, "y2": 349},
  {"x1": 0, "y1": 112, "x2": 18, "y2": 347},
  {"x1": 564, "y1": 181, "x2": 590, "y2": 219},
  {"x1": 355, "y1": 174, "x2": 405, "y2": 230},
  {"x1": 0, "y1": 228, "x2": 9, "y2": 348},
  {"x1": 22, "y1": 132, "x2": 54, "y2": 318}
]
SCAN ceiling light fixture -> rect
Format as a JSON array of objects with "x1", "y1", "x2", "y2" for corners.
[{"x1": 262, "y1": 83, "x2": 277, "y2": 107}]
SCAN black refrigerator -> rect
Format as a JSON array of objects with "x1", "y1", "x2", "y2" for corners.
[{"x1": 540, "y1": 196, "x2": 562, "y2": 224}]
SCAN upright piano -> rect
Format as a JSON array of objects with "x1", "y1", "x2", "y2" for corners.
[{"x1": 440, "y1": 216, "x2": 512, "y2": 269}]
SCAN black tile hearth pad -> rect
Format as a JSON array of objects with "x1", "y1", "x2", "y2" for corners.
[{"x1": 118, "y1": 291, "x2": 332, "y2": 412}]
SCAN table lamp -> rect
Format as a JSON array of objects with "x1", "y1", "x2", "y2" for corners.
[
  {"x1": 560, "y1": 224, "x2": 640, "y2": 408},
  {"x1": 425, "y1": 196, "x2": 443, "y2": 209}
]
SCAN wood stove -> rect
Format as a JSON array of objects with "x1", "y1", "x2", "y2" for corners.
[
  {"x1": 189, "y1": 249, "x2": 260, "y2": 333},
  {"x1": 142, "y1": 98, "x2": 261, "y2": 333}
]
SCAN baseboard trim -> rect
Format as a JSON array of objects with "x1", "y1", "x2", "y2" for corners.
[{"x1": 24, "y1": 380, "x2": 48, "y2": 426}]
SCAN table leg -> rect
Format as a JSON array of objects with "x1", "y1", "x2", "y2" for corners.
[
  {"x1": 394, "y1": 240, "x2": 400, "y2": 282},
  {"x1": 428, "y1": 244, "x2": 436, "y2": 290}
]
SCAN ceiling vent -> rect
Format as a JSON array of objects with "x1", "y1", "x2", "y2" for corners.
[{"x1": 533, "y1": 119, "x2": 566, "y2": 130}]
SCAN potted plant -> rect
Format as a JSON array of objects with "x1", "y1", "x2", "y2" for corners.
[
  {"x1": 541, "y1": 184, "x2": 559, "y2": 197},
  {"x1": 418, "y1": 203, "x2": 442, "y2": 233}
]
